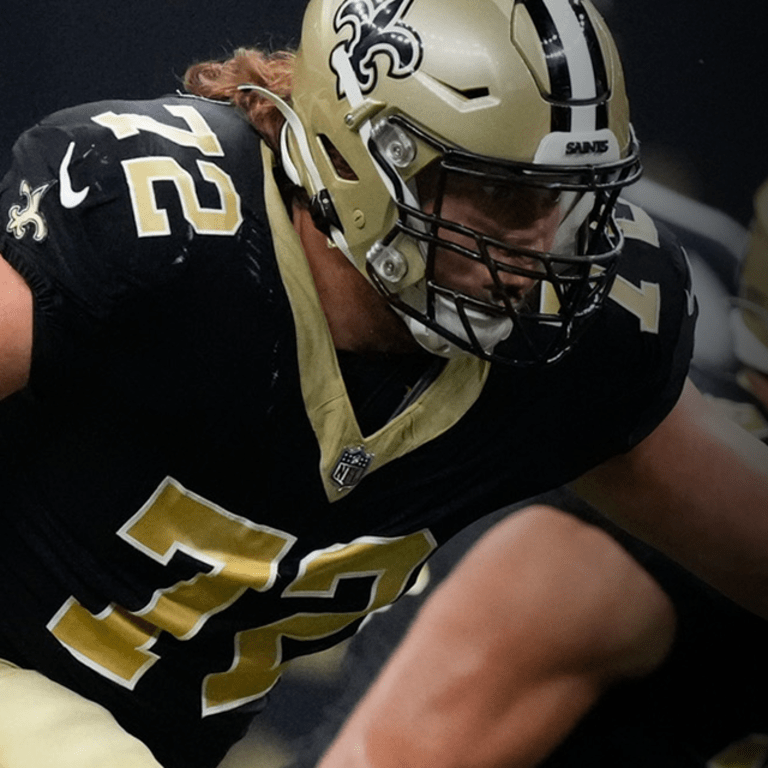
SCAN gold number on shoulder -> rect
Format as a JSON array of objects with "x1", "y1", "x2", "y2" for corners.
[
  {"x1": 92, "y1": 106, "x2": 225, "y2": 156},
  {"x1": 539, "y1": 268, "x2": 661, "y2": 335},
  {"x1": 122, "y1": 157, "x2": 242, "y2": 237},
  {"x1": 616, "y1": 202, "x2": 660, "y2": 248},
  {"x1": 608, "y1": 275, "x2": 661, "y2": 334},
  {"x1": 92, "y1": 105, "x2": 243, "y2": 237}
]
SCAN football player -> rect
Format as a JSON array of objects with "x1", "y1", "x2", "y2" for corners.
[
  {"x1": 0, "y1": 1, "x2": 766, "y2": 767},
  {"x1": 700, "y1": 179, "x2": 768, "y2": 433}
]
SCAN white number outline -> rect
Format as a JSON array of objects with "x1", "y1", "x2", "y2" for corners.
[
  {"x1": 91, "y1": 105, "x2": 243, "y2": 238},
  {"x1": 48, "y1": 477, "x2": 436, "y2": 715}
]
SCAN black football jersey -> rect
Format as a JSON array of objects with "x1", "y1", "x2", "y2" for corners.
[{"x1": 0, "y1": 95, "x2": 695, "y2": 767}]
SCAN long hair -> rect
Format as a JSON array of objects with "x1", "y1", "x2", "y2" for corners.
[{"x1": 184, "y1": 48, "x2": 295, "y2": 151}]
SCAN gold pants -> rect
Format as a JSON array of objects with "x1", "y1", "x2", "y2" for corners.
[{"x1": 0, "y1": 659, "x2": 162, "y2": 767}]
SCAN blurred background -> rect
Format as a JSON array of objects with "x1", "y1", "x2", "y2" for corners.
[{"x1": 1, "y1": 1, "x2": 764, "y2": 766}]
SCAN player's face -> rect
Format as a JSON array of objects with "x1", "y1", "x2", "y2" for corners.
[{"x1": 423, "y1": 176, "x2": 561, "y2": 310}]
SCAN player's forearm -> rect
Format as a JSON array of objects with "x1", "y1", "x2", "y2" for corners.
[
  {"x1": 319, "y1": 684, "x2": 607, "y2": 768},
  {"x1": 573, "y1": 379, "x2": 768, "y2": 618},
  {"x1": 317, "y1": 639, "x2": 603, "y2": 768},
  {"x1": 317, "y1": 510, "x2": 627, "y2": 768},
  {"x1": 0, "y1": 254, "x2": 33, "y2": 401},
  {"x1": 316, "y1": 600, "x2": 488, "y2": 768}
]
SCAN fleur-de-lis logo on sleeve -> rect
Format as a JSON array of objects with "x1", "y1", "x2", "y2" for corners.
[
  {"x1": 7, "y1": 180, "x2": 50, "y2": 242},
  {"x1": 332, "y1": 0, "x2": 424, "y2": 97}
]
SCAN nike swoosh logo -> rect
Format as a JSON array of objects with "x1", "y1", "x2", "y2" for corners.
[{"x1": 59, "y1": 141, "x2": 90, "y2": 209}]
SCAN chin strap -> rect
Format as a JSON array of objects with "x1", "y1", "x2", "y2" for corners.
[{"x1": 277, "y1": 119, "x2": 302, "y2": 187}]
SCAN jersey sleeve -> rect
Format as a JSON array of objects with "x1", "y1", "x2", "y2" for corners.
[
  {"x1": 521, "y1": 200, "x2": 700, "y2": 485},
  {"x1": 607, "y1": 204, "x2": 698, "y2": 452},
  {"x1": 0, "y1": 97, "x2": 257, "y2": 394}
]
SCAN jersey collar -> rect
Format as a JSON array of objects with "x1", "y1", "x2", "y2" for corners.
[{"x1": 262, "y1": 146, "x2": 490, "y2": 502}]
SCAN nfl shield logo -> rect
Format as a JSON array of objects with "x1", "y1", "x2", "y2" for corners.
[{"x1": 332, "y1": 446, "x2": 374, "y2": 490}]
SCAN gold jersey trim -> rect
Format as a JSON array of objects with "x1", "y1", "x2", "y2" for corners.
[{"x1": 262, "y1": 146, "x2": 490, "y2": 501}]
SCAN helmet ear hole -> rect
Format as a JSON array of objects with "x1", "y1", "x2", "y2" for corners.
[{"x1": 319, "y1": 135, "x2": 359, "y2": 181}]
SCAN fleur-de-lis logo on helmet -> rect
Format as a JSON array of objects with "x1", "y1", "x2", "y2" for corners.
[{"x1": 332, "y1": 0, "x2": 424, "y2": 97}]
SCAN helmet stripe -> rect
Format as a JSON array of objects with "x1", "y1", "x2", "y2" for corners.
[
  {"x1": 518, "y1": 0, "x2": 608, "y2": 132},
  {"x1": 571, "y1": 1, "x2": 610, "y2": 129}
]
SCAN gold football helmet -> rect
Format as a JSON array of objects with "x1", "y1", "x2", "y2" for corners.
[
  {"x1": 278, "y1": 0, "x2": 641, "y2": 364},
  {"x1": 732, "y1": 179, "x2": 768, "y2": 374}
]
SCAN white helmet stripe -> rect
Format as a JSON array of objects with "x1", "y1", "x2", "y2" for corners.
[
  {"x1": 520, "y1": 0, "x2": 608, "y2": 132},
  {"x1": 543, "y1": 0, "x2": 598, "y2": 101}
]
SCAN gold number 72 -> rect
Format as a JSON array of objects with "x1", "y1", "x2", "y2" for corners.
[
  {"x1": 48, "y1": 477, "x2": 436, "y2": 715},
  {"x1": 91, "y1": 105, "x2": 243, "y2": 238}
]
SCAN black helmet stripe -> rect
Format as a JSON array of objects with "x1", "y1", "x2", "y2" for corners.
[{"x1": 518, "y1": 0, "x2": 609, "y2": 132}]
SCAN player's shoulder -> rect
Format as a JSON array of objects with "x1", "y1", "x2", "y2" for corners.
[
  {"x1": 3, "y1": 94, "x2": 262, "y2": 203},
  {"x1": 35, "y1": 93, "x2": 258, "y2": 154},
  {"x1": 0, "y1": 93, "x2": 274, "y2": 321},
  {"x1": 614, "y1": 198, "x2": 691, "y2": 287},
  {"x1": 578, "y1": 197, "x2": 693, "y2": 352}
]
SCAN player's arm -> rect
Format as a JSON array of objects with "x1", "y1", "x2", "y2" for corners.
[
  {"x1": 0, "y1": 253, "x2": 33, "y2": 400},
  {"x1": 573, "y1": 377, "x2": 768, "y2": 619},
  {"x1": 316, "y1": 506, "x2": 676, "y2": 768}
]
